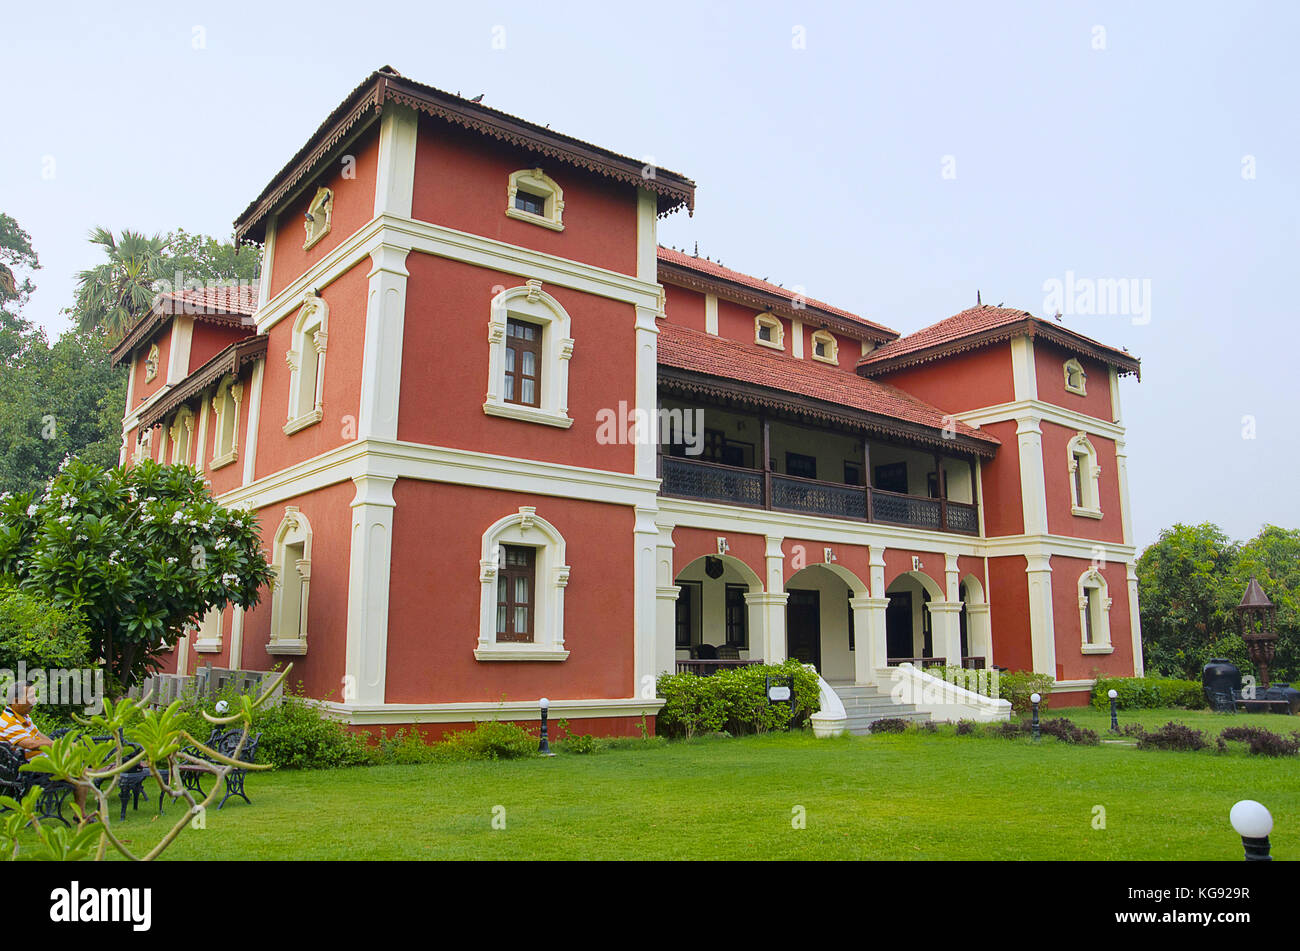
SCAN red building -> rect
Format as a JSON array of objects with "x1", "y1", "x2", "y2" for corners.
[{"x1": 113, "y1": 67, "x2": 1143, "y2": 735}]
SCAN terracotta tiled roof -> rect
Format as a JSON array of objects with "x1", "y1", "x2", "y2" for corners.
[
  {"x1": 657, "y1": 322, "x2": 998, "y2": 454},
  {"x1": 109, "y1": 282, "x2": 260, "y2": 367},
  {"x1": 857, "y1": 304, "x2": 1141, "y2": 378},
  {"x1": 657, "y1": 247, "x2": 898, "y2": 342}
]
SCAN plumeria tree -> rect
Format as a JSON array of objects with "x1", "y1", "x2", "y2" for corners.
[{"x1": 0, "y1": 459, "x2": 274, "y2": 693}]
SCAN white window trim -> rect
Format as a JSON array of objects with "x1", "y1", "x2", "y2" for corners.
[
  {"x1": 505, "y1": 168, "x2": 565, "y2": 231},
  {"x1": 1078, "y1": 567, "x2": 1114, "y2": 653},
  {"x1": 134, "y1": 428, "x2": 152, "y2": 464},
  {"x1": 284, "y1": 290, "x2": 328, "y2": 435},
  {"x1": 1063, "y1": 358, "x2": 1087, "y2": 395},
  {"x1": 193, "y1": 606, "x2": 223, "y2": 654},
  {"x1": 476, "y1": 506, "x2": 570, "y2": 661},
  {"x1": 484, "y1": 280, "x2": 574, "y2": 429},
  {"x1": 755, "y1": 313, "x2": 785, "y2": 350},
  {"x1": 268, "y1": 506, "x2": 312, "y2": 656},
  {"x1": 210, "y1": 375, "x2": 243, "y2": 470},
  {"x1": 1068, "y1": 432, "x2": 1103, "y2": 518},
  {"x1": 145, "y1": 344, "x2": 160, "y2": 383},
  {"x1": 303, "y1": 187, "x2": 333, "y2": 250},
  {"x1": 810, "y1": 329, "x2": 839, "y2": 364},
  {"x1": 169, "y1": 407, "x2": 195, "y2": 465}
]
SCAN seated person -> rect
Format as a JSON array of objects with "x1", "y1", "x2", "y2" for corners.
[{"x1": 1, "y1": 681, "x2": 89, "y2": 819}]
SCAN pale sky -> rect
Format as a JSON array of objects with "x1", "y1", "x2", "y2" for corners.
[{"x1": 3, "y1": 0, "x2": 1296, "y2": 551}]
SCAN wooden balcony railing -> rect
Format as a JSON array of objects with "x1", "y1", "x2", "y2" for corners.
[{"x1": 660, "y1": 456, "x2": 979, "y2": 535}]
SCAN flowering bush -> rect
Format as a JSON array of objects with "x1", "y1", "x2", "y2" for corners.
[{"x1": 0, "y1": 459, "x2": 274, "y2": 692}]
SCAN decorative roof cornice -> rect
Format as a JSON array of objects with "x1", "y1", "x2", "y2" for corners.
[{"x1": 139, "y1": 335, "x2": 268, "y2": 430}]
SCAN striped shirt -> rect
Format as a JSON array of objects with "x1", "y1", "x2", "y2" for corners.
[{"x1": 0, "y1": 706, "x2": 40, "y2": 760}]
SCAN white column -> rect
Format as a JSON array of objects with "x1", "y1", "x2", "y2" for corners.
[
  {"x1": 1126, "y1": 562, "x2": 1144, "y2": 676},
  {"x1": 1114, "y1": 436, "x2": 1134, "y2": 547},
  {"x1": 933, "y1": 552, "x2": 963, "y2": 665},
  {"x1": 633, "y1": 505, "x2": 660, "y2": 697},
  {"x1": 257, "y1": 215, "x2": 277, "y2": 311},
  {"x1": 851, "y1": 595, "x2": 888, "y2": 684},
  {"x1": 357, "y1": 245, "x2": 410, "y2": 441},
  {"x1": 654, "y1": 520, "x2": 679, "y2": 677},
  {"x1": 634, "y1": 305, "x2": 659, "y2": 479},
  {"x1": 1016, "y1": 416, "x2": 1049, "y2": 536},
  {"x1": 1025, "y1": 554, "x2": 1057, "y2": 677},
  {"x1": 166, "y1": 316, "x2": 194, "y2": 385},
  {"x1": 345, "y1": 473, "x2": 397, "y2": 706},
  {"x1": 1010, "y1": 335, "x2": 1038, "y2": 401},
  {"x1": 636, "y1": 188, "x2": 657, "y2": 282},
  {"x1": 761, "y1": 536, "x2": 787, "y2": 663},
  {"x1": 704, "y1": 294, "x2": 718, "y2": 335},
  {"x1": 194, "y1": 391, "x2": 210, "y2": 475},
  {"x1": 791, "y1": 318, "x2": 804, "y2": 358},
  {"x1": 867, "y1": 546, "x2": 889, "y2": 676},
  {"x1": 967, "y1": 603, "x2": 992, "y2": 666},
  {"x1": 240, "y1": 360, "x2": 264, "y2": 485},
  {"x1": 229, "y1": 606, "x2": 245, "y2": 671},
  {"x1": 374, "y1": 104, "x2": 418, "y2": 220}
]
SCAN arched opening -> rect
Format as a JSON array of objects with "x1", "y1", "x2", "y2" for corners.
[
  {"x1": 959, "y1": 573, "x2": 990, "y2": 668},
  {"x1": 884, "y1": 570, "x2": 944, "y2": 666},
  {"x1": 673, "y1": 554, "x2": 762, "y2": 666},
  {"x1": 784, "y1": 562, "x2": 868, "y2": 681}
]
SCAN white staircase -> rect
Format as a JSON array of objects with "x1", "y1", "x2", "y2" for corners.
[{"x1": 831, "y1": 683, "x2": 932, "y2": 735}]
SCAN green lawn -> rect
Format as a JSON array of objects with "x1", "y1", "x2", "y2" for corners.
[
  {"x1": 1049, "y1": 703, "x2": 1297, "y2": 737},
  {"x1": 59, "y1": 718, "x2": 1300, "y2": 861}
]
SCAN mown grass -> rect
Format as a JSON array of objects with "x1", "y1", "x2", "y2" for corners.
[
  {"x1": 1051, "y1": 703, "x2": 1296, "y2": 737},
  {"x1": 64, "y1": 715, "x2": 1300, "y2": 861}
]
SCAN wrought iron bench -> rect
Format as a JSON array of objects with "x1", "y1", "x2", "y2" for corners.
[
  {"x1": 161, "y1": 729, "x2": 262, "y2": 811},
  {"x1": 0, "y1": 740, "x2": 74, "y2": 826}
]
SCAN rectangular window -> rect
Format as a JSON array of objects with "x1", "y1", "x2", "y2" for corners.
[
  {"x1": 844, "y1": 461, "x2": 862, "y2": 486},
  {"x1": 875, "y1": 462, "x2": 907, "y2": 494},
  {"x1": 1073, "y1": 453, "x2": 1086, "y2": 504},
  {"x1": 675, "y1": 581, "x2": 699, "y2": 648},
  {"x1": 725, "y1": 584, "x2": 748, "y2": 649},
  {"x1": 758, "y1": 324, "x2": 773, "y2": 342},
  {"x1": 496, "y1": 545, "x2": 535, "y2": 642},
  {"x1": 504, "y1": 319, "x2": 542, "y2": 407},
  {"x1": 786, "y1": 452, "x2": 817, "y2": 480},
  {"x1": 514, "y1": 191, "x2": 546, "y2": 216}
]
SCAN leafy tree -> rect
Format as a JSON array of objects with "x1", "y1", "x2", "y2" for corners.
[
  {"x1": 0, "y1": 459, "x2": 275, "y2": 693},
  {"x1": 0, "y1": 213, "x2": 39, "y2": 334},
  {"x1": 68, "y1": 227, "x2": 170, "y2": 339},
  {"x1": 160, "y1": 228, "x2": 261, "y2": 286}
]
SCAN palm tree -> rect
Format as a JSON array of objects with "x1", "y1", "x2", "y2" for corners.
[{"x1": 70, "y1": 227, "x2": 170, "y2": 339}]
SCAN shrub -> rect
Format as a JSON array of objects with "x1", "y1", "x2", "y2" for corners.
[
  {"x1": 1091, "y1": 676, "x2": 1206, "y2": 712},
  {"x1": 1038, "y1": 717, "x2": 1100, "y2": 746},
  {"x1": 989, "y1": 720, "x2": 1026, "y2": 739},
  {"x1": 868, "y1": 717, "x2": 908, "y2": 734},
  {"x1": 955, "y1": 719, "x2": 976, "y2": 736},
  {"x1": 997, "y1": 671, "x2": 1055, "y2": 714},
  {"x1": 556, "y1": 733, "x2": 598, "y2": 754},
  {"x1": 1135, "y1": 721, "x2": 1209, "y2": 752},
  {"x1": 373, "y1": 727, "x2": 441, "y2": 765},
  {"x1": 438, "y1": 721, "x2": 537, "y2": 760},
  {"x1": 655, "y1": 660, "x2": 820, "y2": 739},
  {"x1": 0, "y1": 586, "x2": 94, "y2": 729},
  {"x1": 1220, "y1": 725, "x2": 1300, "y2": 757},
  {"x1": 252, "y1": 693, "x2": 373, "y2": 769}
]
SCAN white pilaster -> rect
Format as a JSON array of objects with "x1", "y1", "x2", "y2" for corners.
[
  {"x1": 1108, "y1": 366, "x2": 1122, "y2": 424},
  {"x1": 1010, "y1": 335, "x2": 1037, "y2": 401},
  {"x1": 756, "y1": 535, "x2": 788, "y2": 663},
  {"x1": 636, "y1": 188, "x2": 657, "y2": 282},
  {"x1": 241, "y1": 360, "x2": 264, "y2": 485},
  {"x1": 791, "y1": 318, "x2": 804, "y2": 358},
  {"x1": 257, "y1": 215, "x2": 277, "y2": 312},
  {"x1": 357, "y1": 245, "x2": 410, "y2": 441},
  {"x1": 654, "y1": 520, "x2": 679, "y2": 676},
  {"x1": 1015, "y1": 416, "x2": 1049, "y2": 536},
  {"x1": 1025, "y1": 554, "x2": 1056, "y2": 677},
  {"x1": 167, "y1": 315, "x2": 194, "y2": 385},
  {"x1": 1114, "y1": 436, "x2": 1134, "y2": 547},
  {"x1": 633, "y1": 505, "x2": 660, "y2": 696},
  {"x1": 345, "y1": 473, "x2": 398, "y2": 705},
  {"x1": 704, "y1": 294, "x2": 718, "y2": 335},
  {"x1": 634, "y1": 304, "x2": 660, "y2": 479},
  {"x1": 194, "y1": 390, "x2": 210, "y2": 475},
  {"x1": 1126, "y1": 561, "x2": 1144, "y2": 676},
  {"x1": 967, "y1": 603, "x2": 992, "y2": 666},
  {"x1": 229, "y1": 606, "x2": 245, "y2": 670},
  {"x1": 374, "y1": 104, "x2": 419, "y2": 220}
]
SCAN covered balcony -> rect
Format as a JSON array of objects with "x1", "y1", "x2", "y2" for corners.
[{"x1": 655, "y1": 384, "x2": 991, "y2": 536}]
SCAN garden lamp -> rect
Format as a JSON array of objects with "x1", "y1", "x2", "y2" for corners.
[
  {"x1": 1230, "y1": 800, "x2": 1273, "y2": 862},
  {"x1": 1108, "y1": 689, "x2": 1119, "y2": 733},
  {"x1": 1030, "y1": 693, "x2": 1041, "y2": 741},
  {"x1": 538, "y1": 697, "x2": 554, "y2": 756}
]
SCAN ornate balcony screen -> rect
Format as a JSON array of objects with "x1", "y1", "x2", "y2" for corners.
[
  {"x1": 945, "y1": 501, "x2": 979, "y2": 534},
  {"x1": 771, "y1": 475, "x2": 867, "y2": 519},
  {"x1": 870, "y1": 489, "x2": 941, "y2": 531},
  {"x1": 661, "y1": 456, "x2": 763, "y2": 507}
]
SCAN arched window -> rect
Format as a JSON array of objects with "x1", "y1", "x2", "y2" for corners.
[
  {"x1": 284, "y1": 290, "x2": 328, "y2": 435},
  {"x1": 303, "y1": 187, "x2": 333, "y2": 249},
  {"x1": 1067, "y1": 432, "x2": 1103, "y2": 517},
  {"x1": 484, "y1": 281, "x2": 574, "y2": 428},
  {"x1": 169, "y1": 406, "x2": 195, "y2": 465},
  {"x1": 210, "y1": 375, "x2": 243, "y2": 469},
  {"x1": 810, "y1": 329, "x2": 838, "y2": 364},
  {"x1": 506, "y1": 168, "x2": 564, "y2": 231},
  {"x1": 476, "y1": 506, "x2": 570, "y2": 661},
  {"x1": 1077, "y1": 567, "x2": 1113, "y2": 653},
  {"x1": 268, "y1": 507, "x2": 312, "y2": 655},
  {"x1": 1063, "y1": 358, "x2": 1087, "y2": 395}
]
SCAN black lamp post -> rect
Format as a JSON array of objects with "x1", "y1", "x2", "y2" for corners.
[
  {"x1": 1230, "y1": 800, "x2": 1273, "y2": 861},
  {"x1": 538, "y1": 697, "x2": 554, "y2": 756},
  {"x1": 1108, "y1": 689, "x2": 1120, "y2": 733},
  {"x1": 1030, "y1": 692, "x2": 1041, "y2": 741}
]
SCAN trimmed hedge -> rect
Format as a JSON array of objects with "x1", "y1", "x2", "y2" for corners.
[
  {"x1": 1090, "y1": 676, "x2": 1206, "y2": 712},
  {"x1": 655, "y1": 660, "x2": 820, "y2": 739},
  {"x1": 997, "y1": 671, "x2": 1056, "y2": 715}
]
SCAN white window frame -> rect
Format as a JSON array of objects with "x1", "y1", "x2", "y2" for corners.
[
  {"x1": 484, "y1": 280, "x2": 574, "y2": 428},
  {"x1": 193, "y1": 606, "x2": 223, "y2": 654},
  {"x1": 169, "y1": 406, "x2": 195, "y2": 465},
  {"x1": 303, "y1": 187, "x2": 333, "y2": 249},
  {"x1": 810, "y1": 329, "x2": 839, "y2": 364},
  {"x1": 1063, "y1": 358, "x2": 1087, "y2": 395},
  {"x1": 210, "y1": 375, "x2": 243, "y2": 469},
  {"x1": 1067, "y1": 432, "x2": 1103, "y2": 518},
  {"x1": 505, "y1": 168, "x2": 565, "y2": 231},
  {"x1": 1077, "y1": 567, "x2": 1113, "y2": 653},
  {"x1": 284, "y1": 290, "x2": 328, "y2": 435},
  {"x1": 476, "y1": 506, "x2": 570, "y2": 661},
  {"x1": 267, "y1": 506, "x2": 312, "y2": 655},
  {"x1": 134, "y1": 427, "x2": 152, "y2": 464},
  {"x1": 755, "y1": 313, "x2": 785, "y2": 350}
]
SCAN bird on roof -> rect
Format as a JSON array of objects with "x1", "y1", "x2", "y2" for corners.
[{"x1": 470, "y1": 93, "x2": 485, "y2": 103}]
